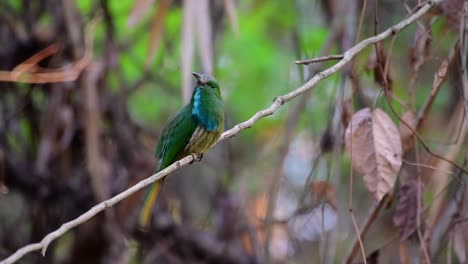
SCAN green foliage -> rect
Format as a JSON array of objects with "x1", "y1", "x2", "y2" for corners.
[
  {"x1": 129, "y1": 83, "x2": 181, "y2": 125},
  {"x1": 6, "y1": 116, "x2": 32, "y2": 157},
  {"x1": 165, "y1": 7, "x2": 183, "y2": 41},
  {"x1": 120, "y1": 34, "x2": 149, "y2": 81},
  {"x1": 76, "y1": 0, "x2": 93, "y2": 14},
  {"x1": 5, "y1": 0, "x2": 21, "y2": 11},
  {"x1": 301, "y1": 28, "x2": 329, "y2": 57},
  {"x1": 38, "y1": 12, "x2": 53, "y2": 27},
  {"x1": 218, "y1": 22, "x2": 289, "y2": 125},
  {"x1": 107, "y1": 0, "x2": 135, "y2": 36},
  {"x1": 217, "y1": 1, "x2": 329, "y2": 138}
]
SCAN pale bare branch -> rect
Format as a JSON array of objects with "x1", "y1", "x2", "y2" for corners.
[{"x1": 295, "y1": 54, "x2": 344, "y2": 65}]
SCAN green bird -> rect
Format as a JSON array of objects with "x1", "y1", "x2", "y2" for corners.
[{"x1": 139, "y1": 72, "x2": 224, "y2": 228}]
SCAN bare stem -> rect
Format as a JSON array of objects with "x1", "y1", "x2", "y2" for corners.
[{"x1": 295, "y1": 54, "x2": 344, "y2": 65}]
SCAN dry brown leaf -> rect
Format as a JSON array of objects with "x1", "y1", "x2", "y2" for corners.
[
  {"x1": 345, "y1": 108, "x2": 403, "y2": 201},
  {"x1": 243, "y1": 193, "x2": 288, "y2": 258},
  {"x1": 364, "y1": 250, "x2": 380, "y2": 264},
  {"x1": 399, "y1": 240, "x2": 411, "y2": 264},
  {"x1": 341, "y1": 98, "x2": 354, "y2": 128},
  {"x1": 145, "y1": 0, "x2": 171, "y2": 68},
  {"x1": 416, "y1": 43, "x2": 456, "y2": 133},
  {"x1": 432, "y1": 54, "x2": 450, "y2": 90},
  {"x1": 398, "y1": 111, "x2": 417, "y2": 154},
  {"x1": 309, "y1": 181, "x2": 337, "y2": 209},
  {"x1": 127, "y1": 0, "x2": 155, "y2": 28},
  {"x1": 440, "y1": 0, "x2": 464, "y2": 31},
  {"x1": 367, "y1": 43, "x2": 393, "y2": 90},
  {"x1": 409, "y1": 24, "x2": 432, "y2": 98},
  {"x1": 393, "y1": 180, "x2": 424, "y2": 240},
  {"x1": 319, "y1": 126, "x2": 334, "y2": 153}
]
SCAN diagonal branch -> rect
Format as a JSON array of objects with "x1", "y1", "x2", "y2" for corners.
[
  {"x1": 295, "y1": 54, "x2": 344, "y2": 65},
  {"x1": 0, "y1": 1, "x2": 445, "y2": 263},
  {"x1": 0, "y1": 15, "x2": 98, "y2": 84}
]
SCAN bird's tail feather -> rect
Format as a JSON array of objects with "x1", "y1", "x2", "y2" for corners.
[{"x1": 139, "y1": 177, "x2": 165, "y2": 229}]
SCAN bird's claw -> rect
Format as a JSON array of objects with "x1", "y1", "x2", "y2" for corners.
[{"x1": 189, "y1": 153, "x2": 203, "y2": 164}]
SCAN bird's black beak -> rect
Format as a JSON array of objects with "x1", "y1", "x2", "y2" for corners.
[{"x1": 192, "y1": 72, "x2": 203, "y2": 83}]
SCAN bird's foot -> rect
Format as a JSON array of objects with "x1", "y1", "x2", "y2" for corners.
[{"x1": 189, "y1": 153, "x2": 203, "y2": 164}]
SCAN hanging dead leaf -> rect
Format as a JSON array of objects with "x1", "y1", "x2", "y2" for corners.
[
  {"x1": 309, "y1": 181, "x2": 337, "y2": 209},
  {"x1": 393, "y1": 180, "x2": 424, "y2": 240},
  {"x1": 341, "y1": 98, "x2": 354, "y2": 128},
  {"x1": 440, "y1": 0, "x2": 464, "y2": 31},
  {"x1": 355, "y1": 250, "x2": 380, "y2": 264},
  {"x1": 432, "y1": 54, "x2": 450, "y2": 90},
  {"x1": 345, "y1": 108, "x2": 403, "y2": 201},
  {"x1": 367, "y1": 42, "x2": 393, "y2": 90},
  {"x1": 398, "y1": 111, "x2": 417, "y2": 154},
  {"x1": 320, "y1": 126, "x2": 334, "y2": 153}
]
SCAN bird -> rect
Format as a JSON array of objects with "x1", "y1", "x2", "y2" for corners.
[{"x1": 139, "y1": 72, "x2": 225, "y2": 228}]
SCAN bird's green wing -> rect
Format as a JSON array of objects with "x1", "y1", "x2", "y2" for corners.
[
  {"x1": 155, "y1": 104, "x2": 198, "y2": 169},
  {"x1": 140, "y1": 105, "x2": 197, "y2": 229}
]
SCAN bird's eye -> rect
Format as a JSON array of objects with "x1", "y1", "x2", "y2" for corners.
[{"x1": 209, "y1": 83, "x2": 216, "y2": 88}]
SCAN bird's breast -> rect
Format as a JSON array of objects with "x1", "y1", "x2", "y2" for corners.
[{"x1": 184, "y1": 125, "x2": 221, "y2": 154}]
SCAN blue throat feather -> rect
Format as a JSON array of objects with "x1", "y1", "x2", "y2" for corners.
[{"x1": 192, "y1": 87, "x2": 218, "y2": 131}]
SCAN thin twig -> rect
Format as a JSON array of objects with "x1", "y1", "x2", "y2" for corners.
[
  {"x1": 403, "y1": 159, "x2": 457, "y2": 175},
  {"x1": 0, "y1": 15, "x2": 98, "y2": 84},
  {"x1": 416, "y1": 42, "x2": 459, "y2": 131},
  {"x1": 346, "y1": 196, "x2": 390, "y2": 264},
  {"x1": 0, "y1": 49, "x2": 89, "y2": 83},
  {"x1": 353, "y1": 171, "x2": 462, "y2": 263},
  {"x1": 345, "y1": 1, "x2": 384, "y2": 260},
  {"x1": 263, "y1": 24, "x2": 340, "y2": 263},
  {"x1": 415, "y1": 118, "x2": 431, "y2": 264},
  {"x1": 295, "y1": 55, "x2": 344, "y2": 65},
  {"x1": 385, "y1": 90, "x2": 468, "y2": 175},
  {"x1": 453, "y1": 216, "x2": 468, "y2": 225},
  {"x1": 349, "y1": 0, "x2": 370, "y2": 262},
  {"x1": 0, "y1": 1, "x2": 445, "y2": 263},
  {"x1": 10, "y1": 44, "x2": 60, "y2": 77}
]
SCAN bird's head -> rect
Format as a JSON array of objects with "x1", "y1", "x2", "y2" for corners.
[{"x1": 192, "y1": 72, "x2": 221, "y2": 99}]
